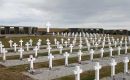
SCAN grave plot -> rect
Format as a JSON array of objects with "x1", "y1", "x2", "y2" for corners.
[{"x1": 0, "y1": 32, "x2": 130, "y2": 80}]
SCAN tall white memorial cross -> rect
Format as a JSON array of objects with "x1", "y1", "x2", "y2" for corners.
[
  {"x1": 109, "y1": 47, "x2": 113, "y2": 57},
  {"x1": 90, "y1": 49, "x2": 94, "y2": 61},
  {"x1": 33, "y1": 46, "x2": 39, "y2": 57},
  {"x1": 29, "y1": 39, "x2": 33, "y2": 46},
  {"x1": 46, "y1": 22, "x2": 51, "y2": 33},
  {"x1": 123, "y1": 57, "x2": 129, "y2": 73},
  {"x1": 9, "y1": 40, "x2": 13, "y2": 47},
  {"x1": 63, "y1": 52, "x2": 70, "y2": 66},
  {"x1": 48, "y1": 53, "x2": 54, "y2": 70},
  {"x1": 94, "y1": 62, "x2": 102, "y2": 80},
  {"x1": 117, "y1": 46, "x2": 121, "y2": 55},
  {"x1": 125, "y1": 46, "x2": 128, "y2": 54},
  {"x1": 74, "y1": 66, "x2": 82, "y2": 80},
  {"x1": 13, "y1": 43, "x2": 18, "y2": 52},
  {"x1": 69, "y1": 44, "x2": 73, "y2": 53},
  {"x1": 2, "y1": 48, "x2": 8, "y2": 62},
  {"x1": 59, "y1": 45, "x2": 63, "y2": 54},
  {"x1": 100, "y1": 48, "x2": 104, "y2": 58},
  {"x1": 28, "y1": 55, "x2": 36, "y2": 73},
  {"x1": 25, "y1": 42, "x2": 30, "y2": 51},
  {"x1": 19, "y1": 39, "x2": 23, "y2": 47},
  {"x1": 0, "y1": 43, "x2": 4, "y2": 53},
  {"x1": 110, "y1": 58, "x2": 117, "y2": 77},
  {"x1": 18, "y1": 47, "x2": 24, "y2": 60},
  {"x1": 47, "y1": 45, "x2": 52, "y2": 54},
  {"x1": 77, "y1": 50, "x2": 83, "y2": 64}
]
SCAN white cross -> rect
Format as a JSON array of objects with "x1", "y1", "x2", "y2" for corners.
[
  {"x1": 114, "y1": 41, "x2": 117, "y2": 47},
  {"x1": 125, "y1": 41, "x2": 127, "y2": 47},
  {"x1": 63, "y1": 52, "x2": 70, "y2": 66},
  {"x1": 87, "y1": 43, "x2": 90, "y2": 51},
  {"x1": 28, "y1": 55, "x2": 36, "y2": 72},
  {"x1": 94, "y1": 62, "x2": 102, "y2": 80},
  {"x1": 77, "y1": 50, "x2": 83, "y2": 64},
  {"x1": 79, "y1": 44, "x2": 83, "y2": 50},
  {"x1": 110, "y1": 58, "x2": 117, "y2": 77},
  {"x1": 38, "y1": 39, "x2": 42, "y2": 43},
  {"x1": 90, "y1": 49, "x2": 94, "y2": 60},
  {"x1": 46, "y1": 22, "x2": 51, "y2": 33},
  {"x1": 61, "y1": 38, "x2": 64, "y2": 44},
  {"x1": 74, "y1": 66, "x2": 82, "y2": 80},
  {"x1": 95, "y1": 42, "x2": 98, "y2": 49},
  {"x1": 125, "y1": 46, "x2": 128, "y2": 54},
  {"x1": 56, "y1": 41, "x2": 60, "y2": 48},
  {"x1": 100, "y1": 48, "x2": 104, "y2": 58},
  {"x1": 109, "y1": 47, "x2": 113, "y2": 57},
  {"x1": 29, "y1": 39, "x2": 33, "y2": 46},
  {"x1": 25, "y1": 42, "x2": 30, "y2": 51},
  {"x1": 19, "y1": 39, "x2": 23, "y2": 47},
  {"x1": 2, "y1": 48, "x2": 8, "y2": 61},
  {"x1": 47, "y1": 41, "x2": 51, "y2": 46},
  {"x1": 69, "y1": 44, "x2": 73, "y2": 53},
  {"x1": 54, "y1": 38, "x2": 57, "y2": 45},
  {"x1": 0, "y1": 43, "x2": 4, "y2": 53},
  {"x1": 48, "y1": 53, "x2": 54, "y2": 69},
  {"x1": 53, "y1": 32, "x2": 55, "y2": 36},
  {"x1": 13, "y1": 43, "x2": 18, "y2": 52},
  {"x1": 59, "y1": 45, "x2": 63, "y2": 54},
  {"x1": 33, "y1": 46, "x2": 39, "y2": 57},
  {"x1": 46, "y1": 38, "x2": 50, "y2": 42},
  {"x1": 120, "y1": 41, "x2": 123, "y2": 47},
  {"x1": 123, "y1": 57, "x2": 129, "y2": 73},
  {"x1": 68, "y1": 38, "x2": 70, "y2": 44},
  {"x1": 47, "y1": 45, "x2": 52, "y2": 54},
  {"x1": 102, "y1": 41, "x2": 105, "y2": 48},
  {"x1": 9, "y1": 40, "x2": 13, "y2": 47},
  {"x1": 18, "y1": 47, "x2": 24, "y2": 60},
  {"x1": 117, "y1": 46, "x2": 121, "y2": 55},
  {"x1": 37, "y1": 42, "x2": 41, "y2": 50},
  {"x1": 108, "y1": 42, "x2": 111, "y2": 48},
  {"x1": 64, "y1": 41, "x2": 68, "y2": 47}
]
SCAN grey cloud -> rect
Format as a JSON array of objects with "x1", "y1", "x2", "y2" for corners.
[{"x1": 0, "y1": 0, "x2": 130, "y2": 29}]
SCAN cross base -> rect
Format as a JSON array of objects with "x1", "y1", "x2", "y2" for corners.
[{"x1": 28, "y1": 69, "x2": 35, "y2": 75}]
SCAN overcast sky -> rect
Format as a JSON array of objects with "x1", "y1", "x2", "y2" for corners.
[{"x1": 0, "y1": 0, "x2": 130, "y2": 30}]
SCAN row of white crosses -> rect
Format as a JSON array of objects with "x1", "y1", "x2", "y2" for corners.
[{"x1": 73, "y1": 57, "x2": 130, "y2": 80}]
